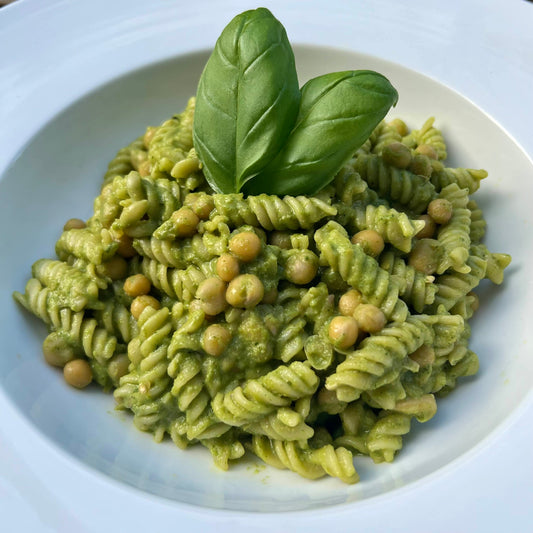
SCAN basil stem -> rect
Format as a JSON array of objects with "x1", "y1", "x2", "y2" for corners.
[
  {"x1": 245, "y1": 70, "x2": 398, "y2": 196},
  {"x1": 193, "y1": 8, "x2": 300, "y2": 193}
]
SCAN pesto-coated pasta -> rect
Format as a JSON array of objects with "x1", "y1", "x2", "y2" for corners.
[
  {"x1": 402, "y1": 117, "x2": 447, "y2": 161},
  {"x1": 212, "y1": 193, "x2": 337, "y2": 231},
  {"x1": 102, "y1": 136, "x2": 145, "y2": 188},
  {"x1": 435, "y1": 184, "x2": 471, "y2": 274},
  {"x1": 14, "y1": 102, "x2": 511, "y2": 485},
  {"x1": 350, "y1": 152, "x2": 437, "y2": 214}
]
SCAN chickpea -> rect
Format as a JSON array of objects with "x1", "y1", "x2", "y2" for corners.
[
  {"x1": 262, "y1": 287, "x2": 278, "y2": 305},
  {"x1": 416, "y1": 214, "x2": 437, "y2": 239},
  {"x1": 143, "y1": 126, "x2": 156, "y2": 148},
  {"x1": 409, "y1": 154, "x2": 433, "y2": 177},
  {"x1": 408, "y1": 239, "x2": 441, "y2": 275},
  {"x1": 415, "y1": 144, "x2": 438, "y2": 160},
  {"x1": 226, "y1": 274, "x2": 264, "y2": 309},
  {"x1": 216, "y1": 253, "x2": 240, "y2": 282},
  {"x1": 381, "y1": 142, "x2": 412, "y2": 169},
  {"x1": 229, "y1": 231, "x2": 262, "y2": 262},
  {"x1": 351, "y1": 229, "x2": 385, "y2": 257},
  {"x1": 101, "y1": 256, "x2": 128, "y2": 280},
  {"x1": 284, "y1": 250, "x2": 319, "y2": 285},
  {"x1": 124, "y1": 274, "x2": 151, "y2": 297},
  {"x1": 115, "y1": 233, "x2": 137, "y2": 258},
  {"x1": 63, "y1": 218, "x2": 86, "y2": 231},
  {"x1": 63, "y1": 359, "x2": 93, "y2": 389},
  {"x1": 427, "y1": 198, "x2": 453, "y2": 225},
  {"x1": 184, "y1": 193, "x2": 214, "y2": 220},
  {"x1": 409, "y1": 344, "x2": 435, "y2": 367},
  {"x1": 202, "y1": 324, "x2": 232, "y2": 356},
  {"x1": 131, "y1": 295, "x2": 160, "y2": 320},
  {"x1": 42, "y1": 332, "x2": 77, "y2": 367},
  {"x1": 338, "y1": 289, "x2": 363, "y2": 316},
  {"x1": 170, "y1": 207, "x2": 199, "y2": 238},
  {"x1": 389, "y1": 118, "x2": 409, "y2": 137},
  {"x1": 196, "y1": 277, "x2": 228, "y2": 315},
  {"x1": 353, "y1": 304, "x2": 386, "y2": 333},
  {"x1": 328, "y1": 316, "x2": 359, "y2": 349},
  {"x1": 269, "y1": 231, "x2": 292, "y2": 250}
]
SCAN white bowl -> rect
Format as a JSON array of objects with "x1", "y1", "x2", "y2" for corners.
[
  {"x1": 1, "y1": 43, "x2": 531, "y2": 512},
  {"x1": 1, "y1": 1, "x2": 533, "y2": 530}
]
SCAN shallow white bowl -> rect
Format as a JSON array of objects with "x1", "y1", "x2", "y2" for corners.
[{"x1": 1, "y1": 41, "x2": 531, "y2": 513}]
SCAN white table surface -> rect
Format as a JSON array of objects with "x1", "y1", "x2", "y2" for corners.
[{"x1": 1, "y1": 0, "x2": 532, "y2": 531}]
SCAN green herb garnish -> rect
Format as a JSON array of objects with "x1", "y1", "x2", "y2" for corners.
[
  {"x1": 193, "y1": 7, "x2": 300, "y2": 194},
  {"x1": 193, "y1": 8, "x2": 398, "y2": 195}
]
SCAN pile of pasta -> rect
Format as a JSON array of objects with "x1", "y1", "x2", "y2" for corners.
[{"x1": 14, "y1": 97, "x2": 511, "y2": 483}]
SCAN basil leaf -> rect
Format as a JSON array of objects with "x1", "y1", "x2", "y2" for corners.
[
  {"x1": 245, "y1": 70, "x2": 398, "y2": 196},
  {"x1": 193, "y1": 7, "x2": 300, "y2": 193}
]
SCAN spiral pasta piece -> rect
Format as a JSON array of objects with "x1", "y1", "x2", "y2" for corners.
[
  {"x1": 333, "y1": 165, "x2": 380, "y2": 206},
  {"x1": 432, "y1": 246, "x2": 488, "y2": 311},
  {"x1": 141, "y1": 257, "x2": 214, "y2": 302},
  {"x1": 148, "y1": 97, "x2": 195, "y2": 175},
  {"x1": 467, "y1": 199, "x2": 486, "y2": 242},
  {"x1": 114, "y1": 306, "x2": 177, "y2": 436},
  {"x1": 475, "y1": 244, "x2": 512, "y2": 285},
  {"x1": 430, "y1": 167, "x2": 487, "y2": 194},
  {"x1": 449, "y1": 294, "x2": 478, "y2": 320},
  {"x1": 402, "y1": 117, "x2": 447, "y2": 160},
  {"x1": 333, "y1": 401, "x2": 377, "y2": 455},
  {"x1": 370, "y1": 120, "x2": 403, "y2": 154},
  {"x1": 113, "y1": 172, "x2": 182, "y2": 238},
  {"x1": 13, "y1": 278, "x2": 63, "y2": 327},
  {"x1": 200, "y1": 430, "x2": 246, "y2": 470},
  {"x1": 379, "y1": 251, "x2": 437, "y2": 312},
  {"x1": 436, "y1": 184, "x2": 471, "y2": 274},
  {"x1": 325, "y1": 317, "x2": 433, "y2": 403},
  {"x1": 134, "y1": 233, "x2": 215, "y2": 268},
  {"x1": 367, "y1": 412, "x2": 412, "y2": 463},
  {"x1": 212, "y1": 362, "x2": 319, "y2": 426},
  {"x1": 212, "y1": 193, "x2": 337, "y2": 231},
  {"x1": 170, "y1": 147, "x2": 202, "y2": 180},
  {"x1": 347, "y1": 203, "x2": 425, "y2": 253},
  {"x1": 93, "y1": 298, "x2": 138, "y2": 344},
  {"x1": 275, "y1": 316, "x2": 307, "y2": 363},
  {"x1": 418, "y1": 311, "x2": 465, "y2": 354},
  {"x1": 363, "y1": 379, "x2": 408, "y2": 411},
  {"x1": 32, "y1": 258, "x2": 102, "y2": 312},
  {"x1": 57, "y1": 310, "x2": 118, "y2": 363},
  {"x1": 244, "y1": 408, "x2": 314, "y2": 441},
  {"x1": 251, "y1": 436, "x2": 359, "y2": 483},
  {"x1": 102, "y1": 136, "x2": 145, "y2": 187},
  {"x1": 167, "y1": 349, "x2": 228, "y2": 440},
  {"x1": 315, "y1": 221, "x2": 407, "y2": 321},
  {"x1": 392, "y1": 393, "x2": 437, "y2": 422},
  {"x1": 165, "y1": 308, "x2": 231, "y2": 440},
  {"x1": 56, "y1": 227, "x2": 117, "y2": 265},
  {"x1": 91, "y1": 174, "x2": 130, "y2": 229},
  {"x1": 351, "y1": 153, "x2": 436, "y2": 214},
  {"x1": 34, "y1": 306, "x2": 122, "y2": 389}
]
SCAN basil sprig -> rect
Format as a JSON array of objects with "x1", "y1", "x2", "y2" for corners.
[
  {"x1": 245, "y1": 71, "x2": 399, "y2": 195},
  {"x1": 193, "y1": 8, "x2": 398, "y2": 195},
  {"x1": 193, "y1": 8, "x2": 300, "y2": 194}
]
